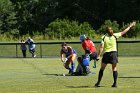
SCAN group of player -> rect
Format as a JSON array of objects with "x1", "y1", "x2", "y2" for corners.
[
  {"x1": 20, "y1": 37, "x2": 36, "y2": 58},
  {"x1": 20, "y1": 22, "x2": 136, "y2": 87},
  {"x1": 60, "y1": 35, "x2": 97, "y2": 76},
  {"x1": 60, "y1": 22, "x2": 136, "y2": 87}
]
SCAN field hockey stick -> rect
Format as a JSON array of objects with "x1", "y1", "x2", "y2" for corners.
[{"x1": 93, "y1": 59, "x2": 96, "y2": 68}]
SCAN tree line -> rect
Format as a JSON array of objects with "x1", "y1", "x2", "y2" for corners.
[{"x1": 0, "y1": 0, "x2": 140, "y2": 40}]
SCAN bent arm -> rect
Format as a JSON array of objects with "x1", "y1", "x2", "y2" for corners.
[
  {"x1": 60, "y1": 50, "x2": 65, "y2": 62},
  {"x1": 97, "y1": 43, "x2": 104, "y2": 60},
  {"x1": 67, "y1": 46, "x2": 73, "y2": 58}
]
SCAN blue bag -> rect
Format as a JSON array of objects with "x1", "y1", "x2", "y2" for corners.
[{"x1": 82, "y1": 55, "x2": 90, "y2": 66}]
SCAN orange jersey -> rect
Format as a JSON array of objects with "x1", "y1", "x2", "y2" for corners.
[{"x1": 82, "y1": 39, "x2": 96, "y2": 53}]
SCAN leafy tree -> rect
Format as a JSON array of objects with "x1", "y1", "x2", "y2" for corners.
[
  {"x1": 97, "y1": 20, "x2": 120, "y2": 35},
  {"x1": 47, "y1": 18, "x2": 95, "y2": 39},
  {"x1": 10, "y1": 0, "x2": 38, "y2": 36},
  {"x1": 0, "y1": 0, "x2": 16, "y2": 33},
  {"x1": 1, "y1": 0, "x2": 140, "y2": 39}
]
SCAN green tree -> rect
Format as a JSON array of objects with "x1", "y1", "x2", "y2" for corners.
[
  {"x1": 97, "y1": 20, "x2": 120, "y2": 35},
  {"x1": 47, "y1": 18, "x2": 95, "y2": 39},
  {"x1": 0, "y1": 0, "x2": 16, "y2": 33},
  {"x1": 5, "y1": 0, "x2": 140, "y2": 38}
]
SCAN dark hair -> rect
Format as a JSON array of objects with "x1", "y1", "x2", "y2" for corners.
[
  {"x1": 86, "y1": 37, "x2": 90, "y2": 40},
  {"x1": 21, "y1": 39, "x2": 24, "y2": 42},
  {"x1": 61, "y1": 42, "x2": 67, "y2": 47},
  {"x1": 106, "y1": 27, "x2": 114, "y2": 36}
]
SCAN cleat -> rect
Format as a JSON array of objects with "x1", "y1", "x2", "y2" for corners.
[
  {"x1": 95, "y1": 82, "x2": 100, "y2": 87},
  {"x1": 33, "y1": 55, "x2": 36, "y2": 58},
  {"x1": 68, "y1": 70, "x2": 72, "y2": 74},
  {"x1": 68, "y1": 70, "x2": 74, "y2": 75},
  {"x1": 112, "y1": 84, "x2": 117, "y2": 87}
]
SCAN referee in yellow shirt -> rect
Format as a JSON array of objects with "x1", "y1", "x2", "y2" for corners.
[{"x1": 95, "y1": 22, "x2": 136, "y2": 87}]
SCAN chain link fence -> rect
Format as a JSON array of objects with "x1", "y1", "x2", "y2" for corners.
[{"x1": 0, "y1": 40, "x2": 140, "y2": 58}]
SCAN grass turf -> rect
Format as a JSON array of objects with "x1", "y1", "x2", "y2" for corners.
[{"x1": 0, "y1": 57, "x2": 139, "y2": 93}]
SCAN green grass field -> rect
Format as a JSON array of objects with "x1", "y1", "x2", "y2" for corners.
[{"x1": 0, "y1": 57, "x2": 140, "y2": 93}]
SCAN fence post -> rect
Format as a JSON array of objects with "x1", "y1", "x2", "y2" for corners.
[
  {"x1": 16, "y1": 44, "x2": 18, "y2": 58},
  {"x1": 40, "y1": 44, "x2": 42, "y2": 58}
]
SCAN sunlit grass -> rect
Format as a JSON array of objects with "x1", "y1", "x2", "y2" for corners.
[{"x1": 0, "y1": 57, "x2": 139, "y2": 93}]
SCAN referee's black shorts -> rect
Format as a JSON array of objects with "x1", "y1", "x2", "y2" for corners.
[{"x1": 102, "y1": 51, "x2": 118, "y2": 64}]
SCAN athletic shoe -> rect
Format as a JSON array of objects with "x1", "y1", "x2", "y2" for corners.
[
  {"x1": 95, "y1": 82, "x2": 100, "y2": 87},
  {"x1": 112, "y1": 84, "x2": 117, "y2": 87},
  {"x1": 33, "y1": 55, "x2": 36, "y2": 58},
  {"x1": 68, "y1": 70, "x2": 72, "y2": 74},
  {"x1": 86, "y1": 67, "x2": 91, "y2": 74},
  {"x1": 68, "y1": 70, "x2": 74, "y2": 75}
]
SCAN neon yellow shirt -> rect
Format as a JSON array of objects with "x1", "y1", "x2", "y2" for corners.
[{"x1": 101, "y1": 32, "x2": 122, "y2": 52}]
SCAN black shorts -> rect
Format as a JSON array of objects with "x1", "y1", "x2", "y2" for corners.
[
  {"x1": 90, "y1": 52, "x2": 97, "y2": 60},
  {"x1": 102, "y1": 51, "x2": 118, "y2": 64}
]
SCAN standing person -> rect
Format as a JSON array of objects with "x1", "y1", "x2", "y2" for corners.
[
  {"x1": 95, "y1": 22, "x2": 136, "y2": 87},
  {"x1": 60, "y1": 42, "x2": 77, "y2": 74},
  {"x1": 20, "y1": 40, "x2": 27, "y2": 58},
  {"x1": 25, "y1": 37, "x2": 36, "y2": 58},
  {"x1": 76, "y1": 35, "x2": 97, "y2": 75}
]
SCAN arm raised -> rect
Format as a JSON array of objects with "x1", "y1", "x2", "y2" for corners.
[{"x1": 121, "y1": 22, "x2": 136, "y2": 36}]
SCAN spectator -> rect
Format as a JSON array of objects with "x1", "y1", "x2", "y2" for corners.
[
  {"x1": 20, "y1": 39, "x2": 27, "y2": 58},
  {"x1": 25, "y1": 37, "x2": 36, "y2": 58}
]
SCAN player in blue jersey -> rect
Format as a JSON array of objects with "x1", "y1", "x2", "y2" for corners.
[
  {"x1": 25, "y1": 37, "x2": 36, "y2": 58},
  {"x1": 60, "y1": 42, "x2": 77, "y2": 74}
]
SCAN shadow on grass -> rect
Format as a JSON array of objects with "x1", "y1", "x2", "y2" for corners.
[
  {"x1": 65, "y1": 85, "x2": 105, "y2": 88},
  {"x1": 42, "y1": 73, "x2": 90, "y2": 77},
  {"x1": 42, "y1": 73, "x2": 65, "y2": 76},
  {"x1": 119, "y1": 76, "x2": 140, "y2": 78}
]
